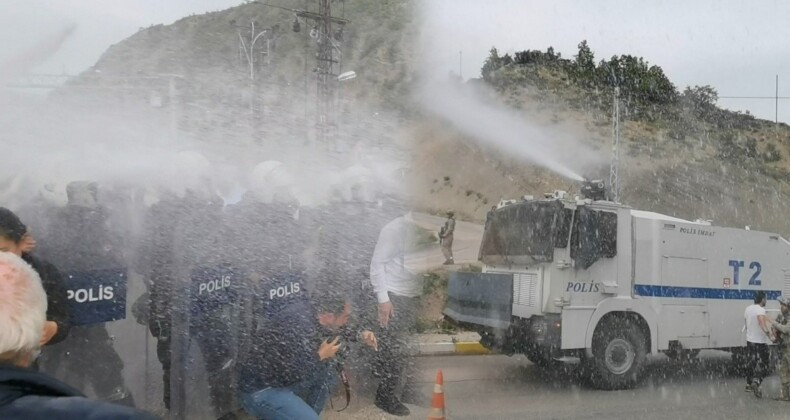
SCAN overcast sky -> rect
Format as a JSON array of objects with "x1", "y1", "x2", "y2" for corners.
[{"x1": 3, "y1": 0, "x2": 790, "y2": 122}]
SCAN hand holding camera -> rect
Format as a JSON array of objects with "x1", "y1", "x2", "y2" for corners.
[
  {"x1": 318, "y1": 336, "x2": 342, "y2": 361},
  {"x1": 361, "y1": 330, "x2": 378, "y2": 351}
]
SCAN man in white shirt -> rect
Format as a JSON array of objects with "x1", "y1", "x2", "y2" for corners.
[
  {"x1": 744, "y1": 291, "x2": 774, "y2": 398},
  {"x1": 369, "y1": 213, "x2": 422, "y2": 416}
]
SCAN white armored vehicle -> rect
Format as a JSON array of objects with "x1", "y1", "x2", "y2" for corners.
[{"x1": 445, "y1": 181, "x2": 790, "y2": 389}]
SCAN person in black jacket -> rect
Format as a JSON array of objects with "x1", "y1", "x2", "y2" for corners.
[
  {"x1": 137, "y1": 190, "x2": 239, "y2": 418},
  {"x1": 0, "y1": 207, "x2": 71, "y2": 345},
  {"x1": 0, "y1": 250, "x2": 157, "y2": 420},
  {"x1": 33, "y1": 181, "x2": 134, "y2": 406},
  {"x1": 226, "y1": 170, "x2": 377, "y2": 419},
  {"x1": 239, "y1": 289, "x2": 377, "y2": 420}
]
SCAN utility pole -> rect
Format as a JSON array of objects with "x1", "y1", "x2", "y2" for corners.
[
  {"x1": 293, "y1": 1, "x2": 348, "y2": 147},
  {"x1": 609, "y1": 86, "x2": 621, "y2": 203},
  {"x1": 233, "y1": 20, "x2": 268, "y2": 130},
  {"x1": 316, "y1": 0, "x2": 333, "y2": 145},
  {"x1": 258, "y1": 0, "x2": 349, "y2": 146},
  {"x1": 233, "y1": 19, "x2": 281, "y2": 133},
  {"x1": 234, "y1": 20, "x2": 275, "y2": 81},
  {"x1": 776, "y1": 74, "x2": 779, "y2": 131}
]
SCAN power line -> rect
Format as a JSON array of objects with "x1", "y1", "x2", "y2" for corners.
[
  {"x1": 256, "y1": 2, "x2": 300, "y2": 13},
  {"x1": 718, "y1": 96, "x2": 790, "y2": 99}
]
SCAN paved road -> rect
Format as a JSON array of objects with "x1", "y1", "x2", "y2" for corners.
[
  {"x1": 323, "y1": 352, "x2": 790, "y2": 420},
  {"x1": 407, "y1": 213, "x2": 483, "y2": 270}
]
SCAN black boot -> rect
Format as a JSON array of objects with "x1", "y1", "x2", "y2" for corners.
[
  {"x1": 375, "y1": 397, "x2": 410, "y2": 416},
  {"x1": 375, "y1": 388, "x2": 410, "y2": 416}
]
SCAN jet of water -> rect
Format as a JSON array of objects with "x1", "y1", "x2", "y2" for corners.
[{"x1": 418, "y1": 81, "x2": 587, "y2": 182}]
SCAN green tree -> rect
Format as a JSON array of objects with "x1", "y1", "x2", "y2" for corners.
[
  {"x1": 574, "y1": 40, "x2": 596, "y2": 86},
  {"x1": 481, "y1": 47, "x2": 504, "y2": 82},
  {"x1": 681, "y1": 85, "x2": 718, "y2": 119}
]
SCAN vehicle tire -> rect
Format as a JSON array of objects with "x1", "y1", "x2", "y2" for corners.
[{"x1": 590, "y1": 317, "x2": 648, "y2": 390}]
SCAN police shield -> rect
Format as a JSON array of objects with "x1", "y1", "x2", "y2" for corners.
[
  {"x1": 64, "y1": 268, "x2": 127, "y2": 325},
  {"x1": 166, "y1": 262, "x2": 242, "y2": 420},
  {"x1": 189, "y1": 264, "x2": 237, "y2": 317}
]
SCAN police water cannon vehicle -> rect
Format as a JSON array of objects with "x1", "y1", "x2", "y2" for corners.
[{"x1": 445, "y1": 180, "x2": 790, "y2": 389}]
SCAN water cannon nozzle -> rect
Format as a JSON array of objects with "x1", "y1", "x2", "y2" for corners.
[{"x1": 580, "y1": 179, "x2": 607, "y2": 201}]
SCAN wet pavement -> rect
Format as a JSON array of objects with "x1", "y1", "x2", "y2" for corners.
[{"x1": 322, "y1": 352, "x2": 790, "y2": 420}]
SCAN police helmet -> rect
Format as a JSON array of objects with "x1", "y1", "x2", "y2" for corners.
[
  {"x1": 66, "y1": 181, "x2": 99, "y2": 208},
  {"x1": 249, "y1": 160, "x2": 297, "y2": 204},
  {"x1": 338, "y1": 165, "x2": 377, "y2": 203},
  {"x1": 170, "y1": 151, "x2": 213, "y2": 197}
]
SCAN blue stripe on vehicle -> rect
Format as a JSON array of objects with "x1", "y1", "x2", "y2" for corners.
[{"x1": 633, "y1": 284, "x2": 781, "y2": 300}]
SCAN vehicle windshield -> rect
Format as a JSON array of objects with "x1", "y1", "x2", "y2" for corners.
[
  {"x1": 570, "y1": 206, "x2": 618, "y2": 269},
  {"x1": 479, "y1": 200, "x2": 569, "y2": 265}
]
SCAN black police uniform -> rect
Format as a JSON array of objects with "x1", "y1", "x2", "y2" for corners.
[
  {"x1": 138, "y1": 192, "x2": 239, "y2": 416},
  {"x1": 225, "y1": 198, "x2": 322, "y2": 389},
  {"x1": 34, "y1": 203, "x2": 133, "y2": 405}
]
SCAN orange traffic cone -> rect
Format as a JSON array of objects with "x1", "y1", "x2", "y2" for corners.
[{"x1": 427, "y1": 369, "x2": 446, "y2": 420}]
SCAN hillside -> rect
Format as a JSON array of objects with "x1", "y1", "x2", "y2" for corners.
[
  {"x1": 61, "y1": 0, "x2": 417, "y2": 152},
  {"x1": 59, "y1": 3, "x2": 790, "y2": 237},
  {"x1": 409, "y1": 43, "x2": 790, "y2": 237}
]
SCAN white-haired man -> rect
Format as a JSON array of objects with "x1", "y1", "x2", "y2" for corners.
[{"x1": 0, "y1": 251, "x2": 158, "y2": 419}]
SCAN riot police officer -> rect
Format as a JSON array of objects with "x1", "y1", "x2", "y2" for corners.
[
  {"x1": 228, "y1": 161, "x2": 322, "y2": 418},
  {"x1": 137, "y1": 152, "x2": 239, "y2": 418},
  {"x1": 33, "y1": 181, "x2": 134, "y2": 406}
]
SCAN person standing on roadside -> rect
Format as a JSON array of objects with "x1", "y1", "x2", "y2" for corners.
[
  {"x1": 370, "y1": 212, "x2": 423, "y2": 416},
  {"x1": 744, "y1": 291, "x2": 774, "y2": 398},
  {"x1": 440, "y1": 210, "x2": 455, "y2": 265},
  {"x1": 485, "y1": 206, "x2": 496, "y2": 228},
  {"x1": 771, "y1": 297, "x2": 790, "y2": 401}
]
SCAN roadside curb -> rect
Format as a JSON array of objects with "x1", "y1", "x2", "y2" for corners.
[
  {"x1": 454, "y1": 341, "x2": 491, "y2": 355},
  {"x1": 414, "y1": 340, "x2": 492, "y2": 356}
]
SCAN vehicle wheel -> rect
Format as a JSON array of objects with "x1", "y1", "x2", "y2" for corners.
[{"x1": 590, "y1": 318, "x2": 648, "y2": 390}]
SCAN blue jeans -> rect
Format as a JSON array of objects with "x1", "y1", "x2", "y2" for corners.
[{"x1": 241, "y1": 362, "x2": 338, "y2": 420}]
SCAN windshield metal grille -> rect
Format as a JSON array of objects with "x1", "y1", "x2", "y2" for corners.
[{"x1": 513, "y1": 272, "x2": 538, "y2": 307}]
